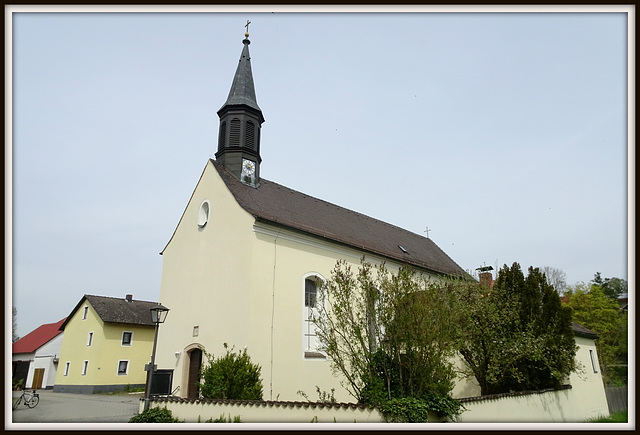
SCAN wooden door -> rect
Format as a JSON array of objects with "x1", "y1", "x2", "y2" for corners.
[
  {"x1": 32, "y1": 368, "x2": 44, "y2": 389},
  {"x1": 187, "y1": 349, "x2": 202, "y2": 399}
]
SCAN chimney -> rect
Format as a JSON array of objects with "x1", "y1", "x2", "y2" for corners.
[
  {"x1": 479, "y1": 272, "x2": 494, "y2": 288},
  {"x1": 125, "y1": 294, "x2": 133, "y2": 302},
  {"x1": 476, "y1": 265, "x2": 494, "y2": 289}
]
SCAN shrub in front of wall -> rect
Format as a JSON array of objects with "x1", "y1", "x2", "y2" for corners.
[
  {"x1": 378, "y1": 395, "x2": 464, "y2": 423},
  {"x1": 129, "y1": 407, "x2": 181, "y2": 423},
  {"x1": 199, "y1": 343, "x2": 264, "y2": 400}
]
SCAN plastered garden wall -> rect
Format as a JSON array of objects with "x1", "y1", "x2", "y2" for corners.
[
  {"x1": 143, "y1": 397, "x2": 384, "y2": 423},
  {"x1": 457, "y1": 385, "x2": 607, "y2": 423},
  {"x1": 142, "y1": 384, "x2": 608, "y2": 424}
]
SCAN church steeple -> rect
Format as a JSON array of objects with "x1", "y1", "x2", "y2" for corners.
[{"x1": 215, "y1": 23, "x2": 265, "y2": 186}]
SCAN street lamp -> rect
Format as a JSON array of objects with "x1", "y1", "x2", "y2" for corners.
[{"x1": 143, "y1": 304, "x2": 169, "y2": 411}]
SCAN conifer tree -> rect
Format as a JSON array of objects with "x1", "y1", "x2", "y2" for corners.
[
  {"x1": 492, "y1": 263, "x2": 576, "y2": 392},
  {"x1": 456, "y1": 263, "x2": 576, "y2": 395}
]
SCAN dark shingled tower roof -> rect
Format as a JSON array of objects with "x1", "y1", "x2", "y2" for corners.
[
  {"x1": 211, "y1": 160, "x2": 468, "y2": 277},
  {"x1": 59, "y1": 295, "x2": 168, "y2": 330},
  {"x1": 218, "y1": 36, "x2": 263, "y2": 119}
]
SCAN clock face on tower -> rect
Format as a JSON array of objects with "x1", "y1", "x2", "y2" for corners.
[
  {"x1": 242, "y1": 159, "x2": 256, "y2": 175},
  {"x1": 241, "y1": 158, "x2": 257, "y2": 186}
]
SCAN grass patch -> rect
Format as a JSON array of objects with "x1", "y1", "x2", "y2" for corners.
[{"x1": 588, "y1": 410, "x2": 628, "y2": 423}]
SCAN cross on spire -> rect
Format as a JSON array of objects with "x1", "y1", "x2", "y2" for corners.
[
  {"x1": 244, "y1": 20, "x2": 251, "y2": 37},
  {"x1": 424, "y1": 227, "x2": 431, "y2": 238}
]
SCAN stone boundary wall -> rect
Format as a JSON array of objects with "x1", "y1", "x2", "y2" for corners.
[
  {"x1": 143, "y1": 385, "x2": 605, "y2": 424},
  {"x1": 457, "y1": 385, "x2": 606, "y2": 423},
  {"x1": 144, "y1": 397, "x2": 384, "y2": 423}
]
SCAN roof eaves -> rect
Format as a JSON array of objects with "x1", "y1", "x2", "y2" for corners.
[
  {"x1": 571, "y1": 321, "x2": 599, "y2": 339},
  {"x1": 254, "y1": 216, "x2": 467, "y2": 278}
]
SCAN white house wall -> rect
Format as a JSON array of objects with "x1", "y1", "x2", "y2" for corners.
[
  {"x1": 567, "y1": 336, "x2": 609, "y2": 417},
  {"x1": 18, "y1": 333, "x2": 64, "y2": 390},
  {"x1": 12, "y1": 352, "x2": 35, "y2": 364}
]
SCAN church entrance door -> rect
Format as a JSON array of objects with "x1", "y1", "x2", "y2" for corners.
[{"x1": 187, "y1": 348, "x2": 202, "y2": 399}]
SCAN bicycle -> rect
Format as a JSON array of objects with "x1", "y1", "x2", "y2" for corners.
[{"x1": 13, "y1": 389, "x2": 39, "y2": 410}]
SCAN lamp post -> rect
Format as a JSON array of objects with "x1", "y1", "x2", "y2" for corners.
[{"x1": 143, "y1": 304, "x2": 169, "y2": 412}]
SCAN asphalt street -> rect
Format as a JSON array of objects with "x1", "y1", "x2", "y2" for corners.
[{"x1": 9, "y1": 389, "x2": 143, "y2": 425}]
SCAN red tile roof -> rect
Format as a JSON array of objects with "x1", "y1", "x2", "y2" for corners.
[{"x1": 12, "y1": 318, "x2": 66, "y2": 354}]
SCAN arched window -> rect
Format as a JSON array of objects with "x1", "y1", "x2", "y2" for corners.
[
  {"x1": 244, "y1": 120, "x2": 255, "y2": 150},
  {"x1": 303, "y1": 274, "x2": 326, "y2": 359},
  {"x1": 229, "y1": 119, "x2": 241, "y2": 147}
]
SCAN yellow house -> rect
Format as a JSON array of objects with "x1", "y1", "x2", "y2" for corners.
[
  {"x1": 154, "y1": 32, "x2": 468, "y2": 403},
  {"x1": 53, "y1": 294, "x2": 166, "y2": 394}
]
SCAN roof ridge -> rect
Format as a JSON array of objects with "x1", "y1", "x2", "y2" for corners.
[
  {"x1": 211, "y1": 160, "x2": 468, "y2": 277},
  {"x1": 85, "y1": 294, "x2": 161, "y2": 304}
]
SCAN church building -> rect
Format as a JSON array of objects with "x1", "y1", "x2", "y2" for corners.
[{"x1": 154, "y1": 30, "x2": 468, "y2": 402}]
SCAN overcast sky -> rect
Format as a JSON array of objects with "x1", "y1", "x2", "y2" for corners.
[{"x1": 9, "y1": 7, "x2": 631, "y2": 338}]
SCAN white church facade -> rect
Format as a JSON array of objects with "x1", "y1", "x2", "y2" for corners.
[
  {"x1": 153, "y1": 31, "x2": 609, "y2": 420},
  {"x1": 154, "y1": 31, "x2": 468, "y2": 403}
]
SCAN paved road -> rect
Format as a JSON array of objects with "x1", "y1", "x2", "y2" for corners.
[{"x1": 10, "y1": 390, "x2": 143, "y2": 424}]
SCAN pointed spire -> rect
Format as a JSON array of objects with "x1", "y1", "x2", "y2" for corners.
[
  {"x1": 215, "y1": 25, "x2": 265, "y2": 186},
  {"x1": 218, "y1": 30, "x2": 263, "y2": 119}
]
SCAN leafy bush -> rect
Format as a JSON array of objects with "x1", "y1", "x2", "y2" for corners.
[
  {"x1": 378, "y1": 395, "x2": 463, "y2": 423},
  {"x1": 129, "y1": 407, "x2": 181, "y2": 423},
  {"x1": 199, "y1": 343, "x2": 263, "y2": 400},
  {"x1": 418, "y1": 393, "x2": 464, "y2": 419},
  {"x1": 379, "y1": 397, "x2": 432, "y2": 423}
]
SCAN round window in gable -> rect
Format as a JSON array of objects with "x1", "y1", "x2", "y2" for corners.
[{"x1": 197, "y1": 200, "x2": 210, "y2": 228}]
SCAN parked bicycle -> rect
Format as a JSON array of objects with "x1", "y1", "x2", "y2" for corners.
[{"x1": 13, "y1": 389, "x2": 39, "y2": 410}]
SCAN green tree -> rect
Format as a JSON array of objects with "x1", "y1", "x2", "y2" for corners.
[
  {"x1": 313, "y1": 258, "x2": 461, "y2": 414},
  {"x1": 591, "y1": 273, "x2": 628, "y2": 301},
  {"x1": 455, "y1": 263, "x2": 576, "y2": 395},
  {"x1": 565, "y1": 282, "x2": 627, "y2": 385},
  {"x1": 453, "y1": 276, "x2": 529, "y2": 395},
  {"x1": 541, "y1": 266, "x2": 568, "y2": 296},
  {"x1": 199, "y1": 343, "x2": 263, "y2": 400}
]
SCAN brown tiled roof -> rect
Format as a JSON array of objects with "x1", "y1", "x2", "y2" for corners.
[
  {"x1": 59, "y1": 295, "x2": 167, "y2": 331},
  {"x1": 212, "y1": 160, "x2": 468, "y2": 277},
  {"x1": 571, "y1": 321, "x2": 599, "y2": 339}
]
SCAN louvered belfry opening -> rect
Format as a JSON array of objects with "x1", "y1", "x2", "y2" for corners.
[
  {"x1": 229, "y1": 118, "x2": 241, "y2": 147},
  {"x1": 245, "y1": 120, "x2": 255, "y2": 150},
  {"x1": 217, "y1": 121, "x2": 227, "y2": 152}
]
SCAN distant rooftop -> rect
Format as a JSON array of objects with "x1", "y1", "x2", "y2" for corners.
[
  {"x1": 59, "y1": 295, "x2": 167, "y2": 331},
  {"x1": 13, "y1": 318, "x2": 66, "y2": 354}
]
